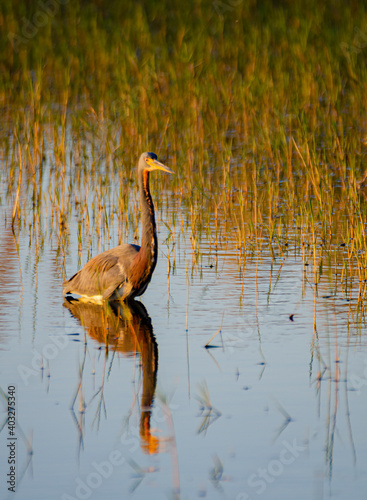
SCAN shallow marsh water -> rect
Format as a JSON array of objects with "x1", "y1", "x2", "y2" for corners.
[{"x1": 0, "y1": 145, "x2": 367, "y2": 500}]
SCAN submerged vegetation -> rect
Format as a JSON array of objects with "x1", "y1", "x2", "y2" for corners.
[{"x1": 1, "y1": 0, "x2": 367, "y2": 322}]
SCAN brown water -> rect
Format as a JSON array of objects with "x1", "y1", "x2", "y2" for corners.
[{"x1": 0, "y1": 146, "x2": 366, "y2": 500}]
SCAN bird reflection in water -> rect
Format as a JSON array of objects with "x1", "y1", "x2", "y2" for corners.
[{"x1": 63, "y1": 297, "x2": 162, "y2": 454}]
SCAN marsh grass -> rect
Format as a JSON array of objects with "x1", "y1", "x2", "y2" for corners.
[{"x1": 1, "y1": 0, "x2": 367, "y2": 325}]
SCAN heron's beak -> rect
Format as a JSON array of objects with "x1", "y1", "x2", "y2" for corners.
[{"x1": 146, "y1": 157, "x2": 174, "y2": 174}]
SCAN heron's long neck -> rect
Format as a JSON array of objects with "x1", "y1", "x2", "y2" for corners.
[{"x1": 139, "y1": 170, "x2": 158, "y2": 270}]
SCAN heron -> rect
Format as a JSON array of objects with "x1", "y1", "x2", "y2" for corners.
[{"x1": 63, "y1": 152, "x2": 174, "y2": 302}]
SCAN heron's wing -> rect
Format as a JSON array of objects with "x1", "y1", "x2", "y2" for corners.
[{"x1": 63, "y1": 244, "x2": 140, "y2": 299}]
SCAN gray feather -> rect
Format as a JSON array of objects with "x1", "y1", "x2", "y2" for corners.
[{"x1": 63, "y1": 244, "x2": 140, "y2": 299}]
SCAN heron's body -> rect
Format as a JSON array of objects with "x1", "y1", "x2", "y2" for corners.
[{"x1": 63, "y1": 152, "x2": 173, "y2": 302}]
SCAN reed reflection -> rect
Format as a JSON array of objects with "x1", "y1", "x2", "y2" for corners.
[{"x1": 63, "y1": 298, "x2": 161, "y2": 454}]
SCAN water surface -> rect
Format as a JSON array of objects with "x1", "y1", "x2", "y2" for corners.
[{"x1": 0, "y1": 150, "x2": 366, "y2": 500}]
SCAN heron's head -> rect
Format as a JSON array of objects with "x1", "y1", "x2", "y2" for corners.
[{"x1": 139, "y1": 152, "x2": 174, "y2": 175}]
